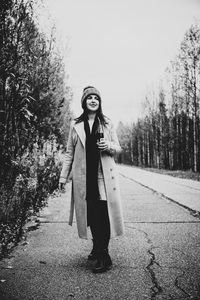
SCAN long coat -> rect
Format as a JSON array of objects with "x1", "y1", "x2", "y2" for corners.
[{"x1": 59, "y1": 118, "x2": 124, "y2": 239}]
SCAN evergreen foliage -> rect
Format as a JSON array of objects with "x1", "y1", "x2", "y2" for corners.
[{"x1": 0, "y1": 0, "x2": 72, "y2": 257}]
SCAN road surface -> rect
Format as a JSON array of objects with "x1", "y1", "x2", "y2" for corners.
[
  {"x1": 118, "y1": 165, "x2": 200, "y2": 213},
  {"x1": 0, "y1": 166, "x2": 200, "y2": 299}
]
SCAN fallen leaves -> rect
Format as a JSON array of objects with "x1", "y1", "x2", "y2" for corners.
[
  {"x1": 39, "y1": 261, "x2": 47, "y2": 264},
  {"x1": 0, "y1": 279, "x2": 6, "y2": 283}
]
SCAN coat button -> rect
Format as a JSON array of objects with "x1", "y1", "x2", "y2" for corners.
[
  {"x1": 112, "y1": 176, "x2": 114, "y2": 179},
  {"x1": 113, "y1": 187, "x2": 116, "y2": 190},
  {"x1": 110, "y1": 168, "x2": 113, "y2": 171}
]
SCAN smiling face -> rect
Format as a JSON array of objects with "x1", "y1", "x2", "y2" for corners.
[{"x1": 86, "y1": 94, "x2": 100, "y2": 113}]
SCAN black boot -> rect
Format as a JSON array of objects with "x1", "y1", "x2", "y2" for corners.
[
  {"x1": 104, "y1": 249, "x2": 112, "y2": 269},
  {"x1": 92, "y1": 249, "x2": 112, "y2": 273},
  {"x1": 88, "y1": 239, "x2": 98, "y2": 261}
]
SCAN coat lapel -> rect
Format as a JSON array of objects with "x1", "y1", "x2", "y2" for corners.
[{"x1": 74, "y1": 122, "x2": 86, "y2": 148}]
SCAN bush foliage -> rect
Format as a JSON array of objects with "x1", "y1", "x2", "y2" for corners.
[{"x1": 0, "y1": 0, "x2": 72, "y2": 258}]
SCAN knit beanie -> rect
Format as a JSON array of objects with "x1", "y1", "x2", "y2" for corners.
[{"x1": 81, "y1": 86, "x2": 101, "y2": 108}]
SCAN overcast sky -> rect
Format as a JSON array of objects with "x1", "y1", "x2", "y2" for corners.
[{"x1": 42, "y1": 0, "x2": 200, "y2": 125}]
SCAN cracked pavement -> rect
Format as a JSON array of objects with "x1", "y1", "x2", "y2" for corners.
[{"x1": 1, "y1": 166, "x2": 200, "y2": 299}]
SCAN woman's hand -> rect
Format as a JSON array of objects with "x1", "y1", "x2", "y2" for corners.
[
  {"x1": 97, "y1": 138, "x2": 109, "y2": 151},
  {"x1": 59, "y1": 182, "x2": 65, "y2": 191}
]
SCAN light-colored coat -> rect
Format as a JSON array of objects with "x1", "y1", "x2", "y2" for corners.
[{"x1": 59, "y1": 118, "x2": 124, "y2": 239}]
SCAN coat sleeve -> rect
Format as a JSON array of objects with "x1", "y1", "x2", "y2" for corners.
[
  {"x1": 59, "y1": 123, "x2": 75, "y2": 183},
  {"x1": 106, "y1": 121, "x2": 122, "y2": 156}
]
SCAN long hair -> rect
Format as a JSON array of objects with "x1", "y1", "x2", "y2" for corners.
[{"x1": 74, "y1": 96, "x2": 108, "y2": 126}]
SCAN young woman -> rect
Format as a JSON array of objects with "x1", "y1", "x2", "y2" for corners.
[{"x1": 59, "y1": 86, "x2": 124, "y2": 273}]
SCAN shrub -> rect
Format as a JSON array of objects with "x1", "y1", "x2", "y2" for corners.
[{"x1": 0, "y1": 139, "x2": 63, "y2": 258}]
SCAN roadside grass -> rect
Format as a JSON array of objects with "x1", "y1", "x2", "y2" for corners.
[{"x1": 143, "y1": 167, "x2": 200, "y2": 181}]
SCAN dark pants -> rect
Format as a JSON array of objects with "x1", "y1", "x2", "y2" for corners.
[{"x1": 87, "y1": 200, "x2": 110, "y2": 250}]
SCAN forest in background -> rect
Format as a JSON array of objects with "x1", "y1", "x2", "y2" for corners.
[
  {"x1": 117, "y1": 23, "x2": 200, "y2": 173},
  {"x1": 0, "y1": 0, "x2": 72, "y2": 257}
]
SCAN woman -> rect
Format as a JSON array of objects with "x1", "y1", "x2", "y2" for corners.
[{"x1": 59, "y1": 86, "x2": 124, "y2": 273}]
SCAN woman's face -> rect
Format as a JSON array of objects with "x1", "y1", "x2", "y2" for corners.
[{"x1": 86, "y1": 94, "x2": 100, "y2": 112}]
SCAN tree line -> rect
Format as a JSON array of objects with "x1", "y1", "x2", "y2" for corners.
[
  {"x1": 0, "y1": 0, "x2": 72, "y2": 256},
  {"x1": 117, "y1": 23, "x2": 200, "y2": 172}
]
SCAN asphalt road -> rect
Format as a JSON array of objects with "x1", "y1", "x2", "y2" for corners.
[
  {"x1": 1, "y1": 166, "x2": 200, "y2": 300},
  {"x1": 118, "y1": 165, "x2": 200, "y2": 213}
]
